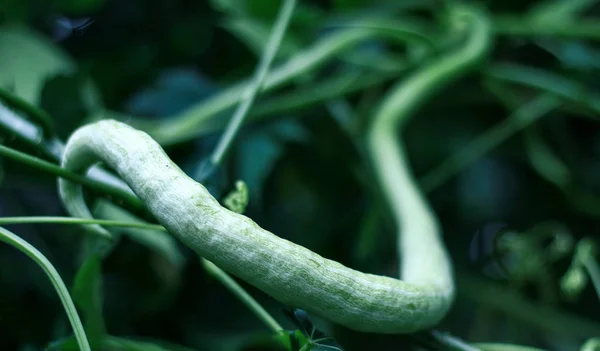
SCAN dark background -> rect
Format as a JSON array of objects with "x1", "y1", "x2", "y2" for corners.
[{"x1": 0, "y1": 0, "x2": 599, "y2": 350}]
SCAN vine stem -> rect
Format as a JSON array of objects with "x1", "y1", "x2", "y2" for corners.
[
  {"x1": 0, "y1": 101, "x2": 141, "y2": 209},
  {"x1": 457, "y1": 272, "x2": 600, "y2": 338},
  {"x1": 493, "y1": 16, "x2": 600, "y2": 40},
  {"x1": 122, "y1": 20, "x2": 434, "y2": 145},
  {"x1": 0, "y1": 86, "x2": 54, "y2": 137},
  {"x1": 475, "y1": 343, "x2": 546, "y2": 351},
  {"x1": 0, "y1": 226, "x2": 91, "y2": 351},
  {"x1": 209, "y1": 0, "x2": 296, "y2": 169},
  {"x1": 0, "y1": 216, "x2": 163, "y2": 231},
  {"x1": 201, "y1": 258, "x2": 284, "y2": 334},
  {"x1": 419, "y1": 93, "x2": 560, "y2": 192},
  {"x1": 367, "y1": 3, "x2": 491, "y2": 293},
  {"x1": 582, "y1": 254, "x2": 600, "y2": 301},
  {"x1": 0, "y1": 216, "x2": 284, "y2": 337},
  {"x1": 53, "y1": 3, "x2": 491, "y2": 335},
  {"x1": 0, "y1": 144, "x2": 144, "y2": 210}
]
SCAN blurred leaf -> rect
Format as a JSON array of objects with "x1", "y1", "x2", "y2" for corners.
[
  {"x1": 236, "y1": 118, "x2": 310, "y2": 207},
  {"x1": 0, "y1": 85, "x2": 56, "y2": 137},
  {"x1": 420, "y1": 93, "x2": 560, "y2": 192},
  {"x1": 0, "y1": 24, "x2": 102, "y2": 126},
  {"x1": 0, "y1": 25, "x2": 75, "y2": 105},
  {"x1": 274, "y1": 329, "x2": 306, "y2": 351},
  {"x1": 351, "y1": 208, "x2": 381, "y2": 266},
  {"x1": 524, "y1": 127, "x2": 572, "y2": 188},
  {"x1": 71, "y1": 254, "x2": 106, "y2": 349},
  {"x1": 124, "y1": 68, "x2": 218, "y2": 118},
  {"x1": 485, "y1": 62, "x2": 600, "y2": 118},
  {"x1": 93, "y1": 200, "x2": 185, "y2": 270},
  {"x1": 536, "y1": 40, "x2": 600, "y2": 70},
  {"x1": 93, "y1": 201, "x2": 184, "y2": 315},
  {"x1": 50, "y1": 17, "x2": 95, "y2": 42},
  {"x1": 93, "y1": 200, "x2": 185, "y2": 312},
  {"x1": 40, "y1": 72, "x2": 89, "y2": 140},
  {"x1": 528, "y1": 0, "x2": 597, "y2": 23},
  {"x1": 284, "y1": 308, "x2": 313, "y2": 337}
]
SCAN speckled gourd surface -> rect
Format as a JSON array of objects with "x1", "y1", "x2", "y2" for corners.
[
  {"x1": 57, "y1": 5, "x2": 490, "y2": 335},
  {"x1": 58, "y1": 120, "x2": 452, "y2": 333}
]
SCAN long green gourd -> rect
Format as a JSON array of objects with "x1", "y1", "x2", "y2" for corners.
[{"x1": 58, "y1": 5, "x2": 490, "y2": 334}]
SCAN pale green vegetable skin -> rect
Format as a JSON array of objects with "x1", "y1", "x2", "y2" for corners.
[{"x1": 59, "y1": 6, "x2": 490, "y2": 334}]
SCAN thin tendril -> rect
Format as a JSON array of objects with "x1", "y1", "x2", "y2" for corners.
[
  {"x1": 208, "y1": 0, "x2": 297, "y2": 171},
  {"x1": 0, "y1": 226, "x2": 91, "y2": 351}
]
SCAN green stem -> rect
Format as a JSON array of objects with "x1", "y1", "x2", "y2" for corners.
[
  {"x1": 523, "y1": 127, "x2": 600, "y2": 218},
  {"x1": 485, "y1": 63, "x2": 600, "y2": 118},
  {"x1": 493, "y1": 16, "x2": 600, "y2": 40},
  {"x1": 0, "y1": 215, "x2": 284, "y2": 337},
  {"x1": 0, "y1": 86, "x2": 54, "y2": 137},
  {"x1": 0, "y1": 216, "x2": 163, "y2": 231},
  {"x1": 251, "y1": 70, "x2": 395, "y2": 119},
  {"x1": 419, "y1": 93, "x2": 560, "y2": 192},
  {"x1": 581, "y1": 338, "x2": 600, "y2": 351},
  {"x1": 523, "y1": 126, "x2": 571, "y2": 188},
  {"x1": 0, "y1": 226, "x2": 91, "y2": 351},
  {"x1": 119, "y1": 19, "x2": 433, "y2": 145},
  {"x1": 0, "y1": 101, "x2": 139, "y2": 206},
  {"x1": 362, "y1": 3, "x2": 491, "y2": 329},
  {"x1": 368, "y1": 3, "x2": 491, "y2": 237},
  {"x1": 582, "y1": 254, "x2": 600, "y2": 302},
  {"x1": 529, "y1": 0, "x2": 599, "y2": 23},
  {"x1": 201, "y1": 258, "x2": 284, "y2": 334},
  {"x1": 457, "y1": 273, "x2": 600, "y2": 338},
  {"x1": 209, "y1": 0, "x2": 297, "y2": 168},
  {"x1": 0, "y1": 101, "x2": 63, "y2": 159},
  {"x1": 141, "y1": 69, "x2": 397, "y2": 141},
  {"x1": 0, "y1": 144, "x2": 144, "y2": 210},
  {"x1": 430, "y1": 330, "x2": 482, "y2": 351},
  {"x1": 475, "y1": 343, "x2": 546, "y2": 351}
]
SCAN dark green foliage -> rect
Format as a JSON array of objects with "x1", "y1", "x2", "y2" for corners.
[{"x1": 1, "y1": 0, "x2": 600, "y2": 351}]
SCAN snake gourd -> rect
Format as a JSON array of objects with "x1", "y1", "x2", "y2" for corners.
[{"x1": 58, "y1": 5, "x2": 490, "y2": 334}]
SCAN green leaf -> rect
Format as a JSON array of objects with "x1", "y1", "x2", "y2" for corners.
[
  {"x1": 71, "y1": 254, "x2": 106, "y2": 348},
  {"x1": 274, "y1": 329, "x2": 308, "y2": 351},
  {"x1": 124, "y1": 68, "x2": 217, "y2": 118},
  {"x1": 537, "y1": 41, "x2": 600, "y2": 70},
  {"x1": 40, "y1": 72, "x2": 90, "y2": 140},
  {"x1": 0, "y1": 25, "x2": 75, "y2": 105},
  {"x1": 236, "y1": 119, "x2": 310, "y2": 207},
  {"x1": 223, "y1": 180, "x2": 250, "y2": 213},
  {"x1": 0, "y1": 25, "x2": 102, "y2": 110},
  {"x1": 283, "y1": 308, "x2": 344, "y2": 351}
]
